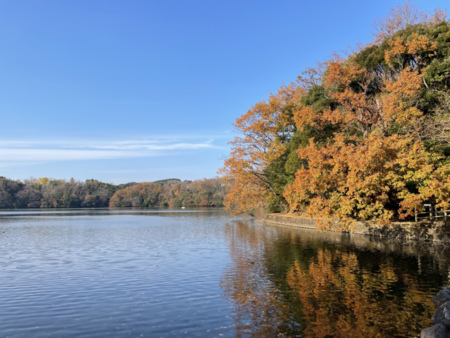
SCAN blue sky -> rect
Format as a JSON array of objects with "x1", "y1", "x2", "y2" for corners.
[{"x1": 0, "y1": 0, "x2": 448, "y2": 184}]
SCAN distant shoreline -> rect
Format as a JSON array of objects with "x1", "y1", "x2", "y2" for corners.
[{"x1": 0, "y1": 176, "x2": 225, "y2": 209}]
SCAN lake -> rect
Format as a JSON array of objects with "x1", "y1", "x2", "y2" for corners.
[{"x1": 0, "y1": 209, "x2": 449, "y2": 337}]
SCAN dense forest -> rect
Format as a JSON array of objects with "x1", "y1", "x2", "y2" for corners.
[
  {"x1": 0, "y1": 176, "x2": 225, "y2": 209},
  {"x1": 220, "y1": 2, "x2": 450, "y2": 230}
]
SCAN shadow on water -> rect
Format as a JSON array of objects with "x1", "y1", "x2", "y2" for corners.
[{"x1": 221, "y1": 220, "x2": 450, "y2": 337}]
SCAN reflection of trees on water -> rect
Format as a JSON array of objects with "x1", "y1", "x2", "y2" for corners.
[
  {"x1": 287, "y1": 249, "x2": 435, "y2": 338},
  {"x1": 221, "y1": 220, "x2": 294, "y2": 337},
  {"x1": 221, "y1": 220, "x2": 446, "y2": 337}
]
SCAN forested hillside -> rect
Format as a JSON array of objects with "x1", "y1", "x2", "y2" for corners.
[
  {"x1": 109, "y1": 178, "x2": 225, "y2": 208},
  {"x1": 0, "y1": 177, "x2": 225, "y2": 209},
  {"x1": 220, "y1": 2, "x2": 450, "y2": 230}
]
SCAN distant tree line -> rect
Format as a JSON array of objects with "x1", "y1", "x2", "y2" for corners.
[
  {"x1": 109, "y1": 178, "x2": 226, "y2": 208},
  {"x1": 0, "y1": 177, "x2": 225, "y2": 209}
]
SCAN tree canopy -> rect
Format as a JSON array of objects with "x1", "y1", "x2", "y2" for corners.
[{"x1": 220, "y1": 2, "x2": 450, "y2": 230}]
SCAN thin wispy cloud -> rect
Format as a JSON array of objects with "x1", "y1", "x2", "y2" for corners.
[
  {"x1": 90, "y1": 141, "x2": 218, "y2": 151},
  {"x1": 0, "y1": 136, "x2": 226, "y2": 162},
  {"x1": 0, "y1": 149, "x2": 147, "y2": 161}
]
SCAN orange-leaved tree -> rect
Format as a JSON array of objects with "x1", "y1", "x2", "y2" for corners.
[
  {"x1": 221, "y1": 3, "x2": 450, "y2": 228},
  {"x1": 284, "y1": 26, "x2": 450, "y2": 230},
  {"x1": 219, "y1": 83, "x2": 304, "y2": 215}
]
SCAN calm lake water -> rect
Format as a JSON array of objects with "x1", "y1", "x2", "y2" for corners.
[{"x1": 0, "y1": 209, "x2": 449, "y2": 337}]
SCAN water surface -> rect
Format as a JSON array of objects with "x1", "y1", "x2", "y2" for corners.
[{"x1": 0, "y1": 209, "x2": 449, "y2": 337}]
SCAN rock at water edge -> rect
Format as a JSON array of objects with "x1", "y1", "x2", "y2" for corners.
[{"x1": 421, "y1": 324, "x2": 450, "y2": 338}]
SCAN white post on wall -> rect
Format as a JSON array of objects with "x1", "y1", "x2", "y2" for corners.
[{"x1": 424, "y1": 204, "x2": 432, "y2": 220}]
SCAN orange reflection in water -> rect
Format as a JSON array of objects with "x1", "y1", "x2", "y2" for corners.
[
  {"x1": 221, "y1": 221, "x2": 293, "y2": 337},
  {"x1": 287, "y1": 249, "x2": 434, "y2": 338}
]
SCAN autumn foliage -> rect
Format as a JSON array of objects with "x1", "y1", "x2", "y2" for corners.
[
  {"x1": 109, "y1": 178, "x2": 225, "y2": 208},
  {"x1": 220, "y1": 3, "x2": 450, "y2": 229},
  {"x1": 0, "y1": 176, "x2": 225, "y2": 209},
  {"x1": 218, "y1": 84, "x2": 304, "y2": 214}
]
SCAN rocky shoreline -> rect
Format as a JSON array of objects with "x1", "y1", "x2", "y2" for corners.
[{"x1": 422, "y1": 287, "x2": 450, "y2": 337}]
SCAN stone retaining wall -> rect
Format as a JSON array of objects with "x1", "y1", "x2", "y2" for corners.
[{"x1": 263, "y1": 214, "x2": 450, "y2": 243}]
